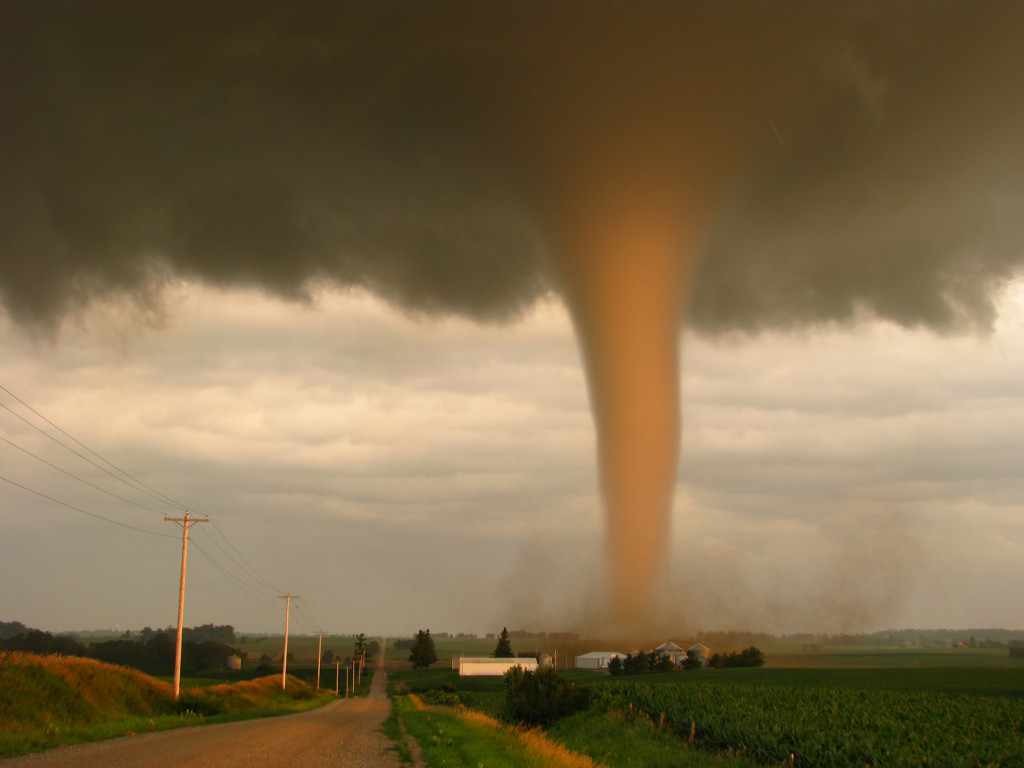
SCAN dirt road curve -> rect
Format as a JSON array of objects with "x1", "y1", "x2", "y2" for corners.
[{"x1": 1, "y1": 665, "x2": 401, "y2": 768}]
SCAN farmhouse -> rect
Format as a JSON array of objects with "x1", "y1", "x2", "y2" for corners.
[
  {"x1": 575, "y1": 651, "x2": 625, "y2": 670},
  {"x1": 457, "y1": 657, "x2": 538, "y2": 677}
]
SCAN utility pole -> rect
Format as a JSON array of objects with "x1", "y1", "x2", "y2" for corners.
[
  {"x1": 316, "y1": 630, "x2": 323, "y2": 690},
  {"x1": 278, "y1": 594, "x2": 299, "y2": 689},
  {"x1": 164, "y1": 511, "x2": 208, "y2": 700},
  {"x1": 334, "y1": 659, "x2": 342, "y2": 694}
]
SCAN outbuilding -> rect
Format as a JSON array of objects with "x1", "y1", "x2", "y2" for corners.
[
  {"x1": 655, "y1": 641, "x2": 686, "y2": 665},
  {"x1": 575, "y1": 651, "x2": 625, "y2": 670},
  {"x1": 687, "y1": 643, "x2": 712, "y2": 667},
  {"x1": 457, "y1": 657, "x2": 538, "y2": 677}
]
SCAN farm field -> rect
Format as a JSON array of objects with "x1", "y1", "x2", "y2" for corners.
[
  {"x1": 765, "y1": 645, "x2": 1024, "y2": 669},
  {"x1": 388, "y1": 646, "x2": 1024, "y2": 767}
]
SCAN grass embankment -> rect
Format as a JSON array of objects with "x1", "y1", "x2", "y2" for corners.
[{"x1": 0, "y1": 651, "x2": 335, "y2": 758}]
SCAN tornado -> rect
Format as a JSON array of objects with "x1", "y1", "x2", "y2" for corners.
[{"x1": 553, "y1": 199, "x2": 697, "y2": 622}]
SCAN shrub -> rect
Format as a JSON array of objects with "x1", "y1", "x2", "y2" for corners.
[{"x1": 501, "y1": 666, "x2": 590, "y2": 727}]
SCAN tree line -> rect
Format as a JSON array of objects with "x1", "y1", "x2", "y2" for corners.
[{"x1": 0, "y1": 625, "x2": 241, "y2": 674}]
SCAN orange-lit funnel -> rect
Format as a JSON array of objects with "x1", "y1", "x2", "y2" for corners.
[{"x1": 550, "y1": 182, "x2": 702, "y2": 624}]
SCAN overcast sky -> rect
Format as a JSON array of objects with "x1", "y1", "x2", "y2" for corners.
[
  {"x1": 2, "y1": 279, "x2": 1021, "y2": 637},
  {"x1": 1, "y1": 2, "x2": 1023, "y2": 638}
]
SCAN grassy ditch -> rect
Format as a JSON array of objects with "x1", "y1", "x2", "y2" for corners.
[
  {"x1": 387, "y1": 672, "x2": 765, "y2": 768},
  {"x1": 391, "y1": 694, "x2": 598, "y2": 768},
  {"x1": 0, "y1": 651, "x2": 335, "y2": 757}
]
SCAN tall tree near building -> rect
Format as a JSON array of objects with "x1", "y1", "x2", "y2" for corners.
[
  {"x1": 492, "y1": 627, "x2": 514, "y2": 658},
  {"x1": 408, "y1": 630, "x2": 437, "y2": 669}
]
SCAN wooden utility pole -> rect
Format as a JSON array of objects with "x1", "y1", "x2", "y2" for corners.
[
  {"x1": 164, "y1": 511, "x2": 208, "y2": 700},
  {"x1": 278, "y1": 594, "x2": 299, "y2": 689},
  {"x1": 316, "y1": 630, "x2": 324, "y2": 690},
  {"x1": 334, "y1": 659, "x2": 342, "y2": 694}
]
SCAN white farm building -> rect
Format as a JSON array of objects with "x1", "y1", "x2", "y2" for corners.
[
  {"x1": 575, "y1": 651, "x2": 625, "y2": 670},
  {"x1": 457, "y1": 657, "x2": 539, "y2": 677}
]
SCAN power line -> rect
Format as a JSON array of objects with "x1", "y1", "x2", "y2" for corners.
[
  {"x1": 0, "y1": 472, "x2": 177, "y2": 540},
  {"x1": 205, "y1": 520, "x2": 284, "y2": 594},
  {"x1": 0, "y1": 383, "x2": 188, "y2": 512},
  {"x1": 0, "y1": 382, "x2": 315, "y2": 630},
  {"x1": 0, "y1": 434, "x2": 168, "y2": 515},
  {"x1": 192, "y1": 527, "x2": 280, "y2": 594},
  {"x1": 189, "y1": 539, "x2": 277, "y2": 608}
]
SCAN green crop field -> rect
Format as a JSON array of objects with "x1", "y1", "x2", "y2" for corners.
[
  {"x1": 766, "y1": 645, "x2": 1024, "y2": 669},
  {"x1": 389, "y1": 646, "x2": 1024, "y2": 767},
  {"x1": 593, "y1": 680, "x2": 1024, "y2": 766}
]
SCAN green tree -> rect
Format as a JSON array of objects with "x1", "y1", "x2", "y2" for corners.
[
  {"x1": 655, "y1": 652, "x2": 677, "y2": 672},
  {"x1": 502, "y1": 666, "x2": 591, "y2": 726},
  {"x1": 408, "y1": 629, "x2": 437, "y2": 669},
  {"x1": 683, "y1": 649, "x2": 704, "y2": 670},
  {"x1": 354, "y1": 633, "x2": 367, "y2": 659},
  {"x1": 738, "y1": 646, "x2": 765, "y2": 667},
  {"x1": 492, "y1": 627, "x2": 514, "y2": 658}
]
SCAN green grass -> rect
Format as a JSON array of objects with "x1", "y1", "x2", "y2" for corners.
[
  {"x1": 392, "y1": 696, "x2": 585, "y2": 768},
  {"x1": 548, "y1": 708, "x2": 770, "y2": 768},
  {"x1": 379, "y1": 705, "x2": 414, "y2": 765},
  {"x1": 0, "y1": 652, "x2": 335, "y2": 758}
]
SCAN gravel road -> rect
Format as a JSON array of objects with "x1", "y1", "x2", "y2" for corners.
[{"x1": 1, "y1": 663, "x2": 402, "y2": 768}]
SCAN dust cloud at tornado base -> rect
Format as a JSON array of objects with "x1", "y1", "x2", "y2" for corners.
[{"x1": 2, "y1": 2, "x2": 1023, "y2": 630}]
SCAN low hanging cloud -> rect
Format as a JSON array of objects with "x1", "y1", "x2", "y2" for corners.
[{"x1": 1, "y1": 1, "x2": 1021, "y2": 333}]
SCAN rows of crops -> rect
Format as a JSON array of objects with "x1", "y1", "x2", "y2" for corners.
[{"x1": 593, "y1": 681, "x2": 1024, "y2": 767}]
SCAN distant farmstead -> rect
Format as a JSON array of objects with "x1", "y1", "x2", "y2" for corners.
[
  {"x1": 457, "y1": 657, "x2": 538, "y2": 677},
  {"x1": 655, "y1": 641, "x2": 686, "y2": 665},
  {"x1": 575, "y1": 651, "x2": 625, "y2": 670}
]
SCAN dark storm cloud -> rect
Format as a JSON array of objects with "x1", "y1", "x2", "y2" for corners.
[
  {"x1": 694, "y1": 6, "x2": 1024, "y2": 334},
  {"x1": 1, "y1": 1, "x2": 1022, "y2": 331}
]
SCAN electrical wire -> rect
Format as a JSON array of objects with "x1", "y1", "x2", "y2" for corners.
[
  {"x1": 0, "y1": 384, "x2": 187, "y2": 512},
  {"x1": 0, "y1": 434, "x2": 168, "y2": 515},
  {"x1": 0, "y1": 472, "x2": 178, "y2": 540},
  {"x1": 206, "y1": 520, "x2": 285, "y2": 594},
  {"x1": 1, "y1": 382, "x2": 326, "y2": 633},
  {"x1": 189, "y1": 540, "x2": 277, "y2": 608}
]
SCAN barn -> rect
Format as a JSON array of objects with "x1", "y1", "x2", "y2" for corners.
[
  {"x1": 575, "y1": 651, "x2": 625, "y2": 670},
  {"x1": 457, "y1": 657, "x2": 538, "y2": 677}
]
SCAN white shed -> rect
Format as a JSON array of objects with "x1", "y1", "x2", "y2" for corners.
[
  {"x1": 575, "y1": 651, "x2": 625, "y2": 670},
  {"x1": 458, "y1": 657, "x2": 538, "y2": 677}
]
